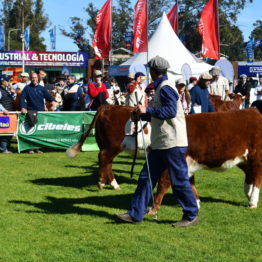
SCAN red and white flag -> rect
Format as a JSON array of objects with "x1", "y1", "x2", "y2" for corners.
[
  {"x1": 167, "y1": 3, "x2": 178, "y2": 34},
  {"x1": 198, "y1": 0, "x2": 220, "y2": 59},
  {"x1": 133, "y1": 0, "x2": 148, "y2": 53},
  {"x1": 92, "y1": 0, "x2": 111, "y2": 59}
]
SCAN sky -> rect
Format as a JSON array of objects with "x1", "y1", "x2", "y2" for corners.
[{"x1": 41, "y1": 0, "x2": 262, "y2": 52}]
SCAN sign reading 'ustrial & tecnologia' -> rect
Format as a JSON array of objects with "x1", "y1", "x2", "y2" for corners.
[{"x1": 0, "y1": 51, "x2": 88, "y2": 67}]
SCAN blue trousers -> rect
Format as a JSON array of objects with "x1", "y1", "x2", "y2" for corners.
[{"x1": 128, "y1": 147, "x2": 199, "y2": 221}]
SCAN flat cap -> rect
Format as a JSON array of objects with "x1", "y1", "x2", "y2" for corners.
[
  {"x1": 94, "y1": 70, "x2": 103, "y2": 77},
  {"x1": 0, "y1": 74, "x2": 11, "y2": 82},
  {"x1": 209, "y1": 66, "x2": 221, "y2": 76},
  {"x1": 240, "y1": 74, "x2": 247, "y2": 78},
  {"x1": 20, "y1": 72, "x2": 29, "y2": 77},
  {"x1": 176, "y1": 78, "x2": 187, "y2": 86},
  {"x1": 148, "y1": 56, "x2": 170, "y2": 70},
  {"x1": 199, "y1": 73, "x2": 212, "y2": 80}
]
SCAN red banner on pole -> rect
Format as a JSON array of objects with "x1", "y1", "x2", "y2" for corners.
[
  {"x1": 133, "y1": 0, "x2": 148, "y2": 53},
  {"x1": 167, "y1": 3, "x2": 178, "y2": 34},
  {"x1": 198, "y1": 0, "x2": 220, "y2": 60},
  {"x1": 92, "y1": 0, "x2": 111, "y2": 59}
]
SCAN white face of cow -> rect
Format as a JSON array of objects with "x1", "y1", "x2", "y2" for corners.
[{"x1": 121, "y1": 118, "x2": 151, "y2": 155}]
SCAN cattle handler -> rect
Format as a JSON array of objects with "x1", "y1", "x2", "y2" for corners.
[{"x1": 116, "y1": 56, "x2": 199, "y2": 227}]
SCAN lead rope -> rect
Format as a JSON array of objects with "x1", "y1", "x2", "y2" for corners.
[{"x1": 135, "y1": 92, "x2": 157, "y2": 220}]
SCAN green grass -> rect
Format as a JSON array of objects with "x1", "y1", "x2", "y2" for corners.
[{"x1": 0, "y1": 149, "x2": 261, "y2": 262}]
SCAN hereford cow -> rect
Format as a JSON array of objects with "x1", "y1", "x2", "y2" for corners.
[
  {"x1": 210, "y1": 93, "x2": 244, "y2": 112},
  {"x1": 67, "y1": 106, "x2": 262, "y2": 210},
  {"x1": 67, "y1": 105, "x2": 134, "y2": 190},
  {"x1": 122, "y1": 108, "x2": 262, "y2": 210}
]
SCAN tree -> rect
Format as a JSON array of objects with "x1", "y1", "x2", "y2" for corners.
[
  {"x1": 0, "y1": 0, "x2": 48, "y2": 51},
  {"x1": 250, "y1": 20, "x2": 262, "y2": 60}
]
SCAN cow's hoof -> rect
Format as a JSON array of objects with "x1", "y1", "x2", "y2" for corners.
[
  {"x1": 248, "y1": 204, "x2": 257, "y2": 209},
  {"x1": 98, "y1": 182, "x2": 105, "y2": 190},
  {"x1": 147, "y1": 208, "x2": 157, "y2": 216},
  {"x1": 110, "y1": 179, "x2": 120, "y2": 190}
]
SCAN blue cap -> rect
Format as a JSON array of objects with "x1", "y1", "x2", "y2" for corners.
[
  {"x1": 0, "y1": 75, "x2": 11, "y2": 82},
  {"x1": 134, "y1": 72, "x2": 145, "y2": 80}
]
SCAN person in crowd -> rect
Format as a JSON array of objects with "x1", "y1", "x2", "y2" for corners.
[
  {"x1": 176, "y1": 78, "x2": 191, "y2": 114},
  {"x1": 254, "y1": 74, "x2": 262, "y2": 101},
  {"x1": 88, "y1": 70, "x2": 109, "y2": 111},
  {"x1": 187, "y1": 76, "x2": 198, "y2": 91},
  {"x1": 55, "y1": 75, "x2": 67, "y2": 95},
  {"x1": 20, "y1": 72, "x2": 57, "y2": 153},
  {"x1": 36, "y1": 68, "x2": 47, "y2": 87},
  {"x1": 61, "y1": 75, "x2": 84, "y2": 111},
  {"x1": 209, "y1": 67, "x2": 230, "y2": 101},
  {"x1": 125, "y1": 72, "x2": 147, "y2": 106},
  {"x1": 14, "y1": 72, "x2": 30, "y2": 91},
  {"x1": 107, "y1": 77, "x2": 124, "y2": 105},
  {"x1": 145, "y1": 82, "x2": 155, "y2": 107},
  {"x1": 116, "y1": 56, "x2": 199, "y2": 227},
  {"x1": 78, "y1": 77, "x2": 88, "y2": 94},
  {"x1": 0, "y1": 75, "x2": 16, "y2": 153},
  {"x1": 189, "y1": 73, "x2": 215, "y2": 114},
  {"x1": 234, "y1": 74, "x2": 251, "y2": 108}
]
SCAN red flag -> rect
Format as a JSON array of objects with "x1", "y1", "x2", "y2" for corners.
[
  {"x1": 133, "y1": 0, "x2": 148, "y2": 53},
  {"x1": 198, "y1": 0, "x2": 220, "y2": 59},
  {"x1": 167, "y1": 3, "x2": 178, "y2": 34},
  {"x1": 92, "y1": 0, "x2": 111, "y2": 59}
]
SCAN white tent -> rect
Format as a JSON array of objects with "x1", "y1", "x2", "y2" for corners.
[{"x1": 121, "y1": 13, "x2": 212, "y2": 78}]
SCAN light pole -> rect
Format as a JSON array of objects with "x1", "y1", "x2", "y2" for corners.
[{"x1": 8, "y1": 28, "x2": 20, "y2": 50}]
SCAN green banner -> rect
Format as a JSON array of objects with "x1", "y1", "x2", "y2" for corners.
[
  {"x1": 17, "y1": 112, "x2": 84, "y2": 152},
  {"x1": 82, "y1": 112, "x2": 99, "y2": 152}
]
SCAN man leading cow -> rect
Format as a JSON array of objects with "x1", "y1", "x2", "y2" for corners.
[{"x1": 116, "y1": 56, "x2": 199, "y2": 227}]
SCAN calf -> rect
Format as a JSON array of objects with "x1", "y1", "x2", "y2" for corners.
[{"x1": 210, "y1": 93, "x2": 244, "y2": 112}]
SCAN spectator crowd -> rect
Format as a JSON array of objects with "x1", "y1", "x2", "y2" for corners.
[{"x1": 0, "y1": 66, "x2": 262, "y2": 154}]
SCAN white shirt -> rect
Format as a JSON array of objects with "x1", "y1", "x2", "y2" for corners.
[{"x1": 254, "y1": 84, "x2": 262, "y2": 100}]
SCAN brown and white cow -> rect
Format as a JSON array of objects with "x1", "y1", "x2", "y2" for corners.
[
  {"x1": 122, "y1": 108, "x2": 262, "y2": 210},
  {"x1": 67, "y1": 106, "x2": 262, "y2": 210}
]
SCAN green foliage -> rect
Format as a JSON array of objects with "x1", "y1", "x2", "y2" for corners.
[
  {"x1": 0, "y1": 0, "x2": 48, "y2": 51},
  {"x1": 251, "y1": 20, "x2": 262, "y2": 60},
  {"x1": 0, "y1": 149, "x2": 261, "y2": 262}
]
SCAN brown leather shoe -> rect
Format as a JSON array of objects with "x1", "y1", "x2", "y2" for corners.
[
  {"x1": 172, "y1": 217, "x2": 199, "y2": 227},
  {"x1": 115, "y1": 213, "x2": 141, "y2": 224}
]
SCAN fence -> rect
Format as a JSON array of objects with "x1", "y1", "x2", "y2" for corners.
[{"x1": 0, "y1": 111, "x2": 98, "y2": 153}]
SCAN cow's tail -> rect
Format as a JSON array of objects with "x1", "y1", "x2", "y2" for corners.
[{"x1": 66, "y1": 107, "x2": 104, "y2": 158}]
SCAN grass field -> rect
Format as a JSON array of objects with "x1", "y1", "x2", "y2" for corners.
[{"x1": 0, "y1": 148, "x2": 261, "y2": 262}]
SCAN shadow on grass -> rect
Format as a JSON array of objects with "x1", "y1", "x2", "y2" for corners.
[
  {"x1": 9, "y1": 193, "x2": 134, "y2": 219},
  {"x1": 162, "y1": 193, "x2": 244, "y2": 207}
]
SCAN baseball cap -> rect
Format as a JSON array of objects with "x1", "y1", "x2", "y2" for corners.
[
  {"x1": 134, "y1": 72, "x2": 145, "y2": 80},
  {"x1": 189, "y1": 76, "x2": 197, "y2": 82},
  {"x1": 20, "y1": 72, "x2": 29, "y2": 77},
  {"x1": 0, "y1": 75, "x2": 11, "y2": 82},
  {"x1": 176, "y1": 78, "x2": 187, "y2": 86},
  {"x1": 94, "y1": 70, "x2": 103, "y2": 77}
]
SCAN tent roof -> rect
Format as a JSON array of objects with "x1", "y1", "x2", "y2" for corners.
[{"x1": 121, "y1": 13, "x2": 212, "y2": 76}]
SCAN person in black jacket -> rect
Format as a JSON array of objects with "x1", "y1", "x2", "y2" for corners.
[
  {"x1": 234, "y1": 74, "x2": 251, "y2": 108},
  {"x1": 0, "y1": 75, "x2": 16, "y2": 153}
]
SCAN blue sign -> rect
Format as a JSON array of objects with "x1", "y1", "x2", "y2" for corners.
[
  {"x1": 124, "y1": 32, "x2": 133, "y2": 43},
  {"x1": 238, "y1": 65, "x2": 262, "y2": 77},
  {"x1": 0, "y1": 116, "x2": 10, "y2": 129}
]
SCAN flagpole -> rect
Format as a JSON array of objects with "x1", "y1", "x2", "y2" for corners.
[
  {"x1": 146, "y1": 0, "x2": 149, "y2": 80},
  {"x1": 110, "y1": 0, "x2": 113, "y2": 65},
  {"x1": 21, "y1": 0, "x2": 25, "y2": 72},
  {"x1": 216, "y1": 0, "x2": 220, "y2": 58},
  {"x1": 176, "y1": 0, "x2": 179, "y2": 34}
]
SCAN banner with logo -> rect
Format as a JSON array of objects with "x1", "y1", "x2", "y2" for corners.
[
  {"x1": 0, "y1": 113, "x2": 18, "y2": 134},
  {"x1": 0, "y1": 51, "x2": 88, "y2": 67},
  {"x1": 17, "y1": 112, "x2": 84, "y2": 152}
]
